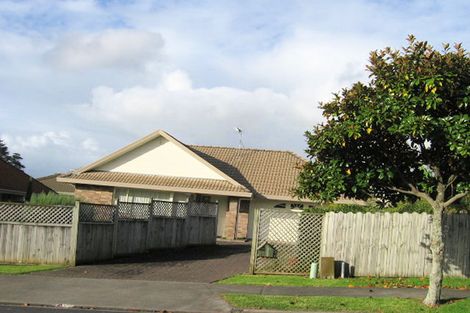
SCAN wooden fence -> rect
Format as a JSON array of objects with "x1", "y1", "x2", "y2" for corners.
[
  {"x1": 250, "y1": 209, "x2": 470, "y2": 278},
  {"x1": 321, "y1": 212, "x2": 470, "y2": 277},
  {"x1": 76, "y1": 200, "x2": 218, "y2": 263},
  {"x1": 0, "y1": 200, "x2": 218, "y2": 265},
  {"x1": 0, "y1": 203, "x2": 74, "y2": 264}
]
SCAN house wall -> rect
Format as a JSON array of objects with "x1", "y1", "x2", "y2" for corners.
[
  {"x1": 75, "y1": 184, "x2": 114, "y2": 205},
  {"x1": 114, "y1": 188, "x2": 174, "y2": 203},
  {"x1": 96, "y1": 136, "x2": 226, "y2": 180},
  {"x1": 237, "y1": 207, "x2": 249, "y2": 239},
  {"x1": 247, "y1": 198, "x2": 313, "y2": 239},
  {"x1": 77, "y1": 185, "x2": 230, "y2": 238},
  {"x1": 214, "y1": 197, "x2": 313, "y2": 240},
  {"x1": 220, "y1": 197, "x2": 251, "y2": 240},
  {"x1": 212, "y1": 195, "x2": 228, "y2": 237},
  {"x1": 74, "y1": 184, "x2": 311, "y2": 241},
  {"x1": 224, "y1": 197, "x2": 239, "y2": 239}
]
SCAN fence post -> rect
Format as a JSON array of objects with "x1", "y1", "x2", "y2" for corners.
[
  {"x1": 213, "y1": 201, "x2": 219, "y2": 244},
  {"x1": 69, "y1": 200, "x2": 80, "y2": 266},
  {"x1": 146, "y1": 201, "x2": 154, "y2": 250},
  {"x1": 249, "y1": 208, "x2": 261, "y2": 274},
  {"x1": 112, "y1": 204, "x2": 119, "y2": 257}
]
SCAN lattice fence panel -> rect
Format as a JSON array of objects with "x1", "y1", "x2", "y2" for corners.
[
  {"x1": 253, "y1": 209, "x2": 324, "y2": 274},
  {"x1": 0, "y1": 203, "x2": 73, "y2": 225},
  {"x1": 188, "y1": 202, "x2": 217, "y2": 217},
  {"x1": 152, "y1": 201, "x2": 187, "y2": 218},
  {"x1": 79, "y1": 203, "x2": 115, "y2": 223},
  {"x1": 118, "y1": 202, "x2": 150, "y2": 220}
]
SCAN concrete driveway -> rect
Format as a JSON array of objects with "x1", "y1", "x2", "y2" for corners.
[{"x1": 35, "y1": 240, "x2": 250, "y2": 283}]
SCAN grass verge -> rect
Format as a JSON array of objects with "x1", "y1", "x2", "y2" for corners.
[
  {"x1": 0, "y1": 264, "x2": 65, "y2": 275},
  {"x1": 224, "y1": 294, "x2": 470, "y2": 313},
  {"x1": 219, "y1": 275, "x2": 470, "y2": 290}
]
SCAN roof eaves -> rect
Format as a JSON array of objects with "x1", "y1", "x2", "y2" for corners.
[
  {"x1": 256, "y1": 193, "x2": 316, "y2": 203},
  {"x1": 58, "y1": 176, "x2": 253, "y2": 198}
]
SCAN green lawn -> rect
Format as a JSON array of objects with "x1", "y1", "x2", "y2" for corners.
[
  {"x1": 0, "y1": 264, "x2": 65, "y2": 275},
  {"x1": 219, "y1": 274, "x2": 470, "y2": 290},
  {"x1": 224, "y1": 294, "x2": 470, "y2": 313}
]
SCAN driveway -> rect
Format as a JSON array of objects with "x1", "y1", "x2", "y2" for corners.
[{"x1": 35, "y1": 240, "x2": 250, "y2": 283}]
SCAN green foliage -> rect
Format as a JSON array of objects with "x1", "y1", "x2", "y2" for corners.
[
  {"x1": 303, "y1": 200, "x2": 468, "y2": 214},
  {"x1": 0, "y1": 264, "x2": 65, "y2": 275},
  {"x1": 0, "y1": 139, "x2": 24, "y2": 170},
  {"x1": 29, "y1": 192, "x2": 75, "y2": 206},
  {"x1": 305, "y1": 203, "x2": 380, "y2": 213},
  {"x1": 225, "y1": 294, "x2": 470, "y2": 313},
  {"x1": 219, "y1": 274, "x2": 470, "y2": 290},
  {"x1": 393, "y1": 200, "x2": 434, "y2": 213},
  {"x1": 304, "y1": 201, "x2": 433, "y2": 214},
  {"x1": 296, "y1": 36, "x2": 470, "y2": 206}
]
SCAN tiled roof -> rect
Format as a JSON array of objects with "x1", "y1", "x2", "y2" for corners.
[
  {"x1": 189, "y1": 145, "x2": 305, "y2": 199},
  {"x1": 37, "y1": 173, "x2": 75, "y2": 194},
  {"x1": 60, "y1": 130, "x2": 306, "y2": 200},
  {"x1": 60, "y1": 171, "x2": 250, "y2": 196}
]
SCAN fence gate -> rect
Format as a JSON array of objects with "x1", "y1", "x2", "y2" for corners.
[{"x1": 250, "y1": 208, "x2": 324, "y2": 275}]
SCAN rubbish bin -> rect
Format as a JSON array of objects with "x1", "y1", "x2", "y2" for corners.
[{"x1": 310, "y1": 262, "x2": 318, "y2": 279}]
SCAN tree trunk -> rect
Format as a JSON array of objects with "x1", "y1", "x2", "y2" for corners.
[{"x1": 423, "y1": 203, "x2": 445, "y2": 306}]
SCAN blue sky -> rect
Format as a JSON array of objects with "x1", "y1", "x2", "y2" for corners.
[{"x1": 1, "y1": 0, "x2": 469, "y2": 177}]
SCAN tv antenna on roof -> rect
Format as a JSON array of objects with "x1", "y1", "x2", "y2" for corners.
[{"x1": 234, "y1": 127, "x2": 244, "y2": 148}]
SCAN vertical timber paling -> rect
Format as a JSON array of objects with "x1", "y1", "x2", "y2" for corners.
[
  {"x1": 68, "y1": 201, "x2": 80, "y2": 266},
  {"x1": 146, "y1": 201, "x2": 154, "y2": 250},
  {"x1": 112, "y1": 204, "x2": 119, "y2": 257},
  {"x1": 249, "y1": 208, "x2": 261, "y2": 274}
]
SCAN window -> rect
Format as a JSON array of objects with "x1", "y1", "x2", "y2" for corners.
[
  {"x1": 194, "y1": 194, "x2": 211, "y2": 203},
  {"x1": 274, "y1": 203, "x2": 286, "y2": 208},
  {"x1": 115, "y1": 188, "x2": 172, "y2": 204},
  {"x1": 290, "y1": 203, "x2": 304, "y2": 210},
  {"x1": 239, "y1": 199, "x2": 250, "y2": 213}
]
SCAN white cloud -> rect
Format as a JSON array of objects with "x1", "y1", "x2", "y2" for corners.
[
  {"x1": 3, "y1": 131, "x2": 70, "y2": 151},
  {"x1": 2, "y1": 1, "x2": 469, "y2": 177},
  {"x1": 76, "y1": 70, "x2": 308, "y2": 149},
  {"x1": 162, "y1": 70, "x2": 192, "y2": 91},
  {"x1": 46, "y1": 29, "x2": 164, "y2": 70},
  {"x1": 81, "y1": 138, "x2": 98, "y2": 152},
  {"x1": 58, "y1": 0, "x2": 97, "y2": 13}
]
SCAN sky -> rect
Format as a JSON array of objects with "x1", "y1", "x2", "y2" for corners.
[{"x1": 1, "y1": 0, "x2": 469, "y2": 177}]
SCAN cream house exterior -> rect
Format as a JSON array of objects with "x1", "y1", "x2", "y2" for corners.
[{"x1": 59, "y1": 130, "x2": 313, "y2": 239}]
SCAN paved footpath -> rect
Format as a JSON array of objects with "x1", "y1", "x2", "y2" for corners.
[{"x1": 1, "y1": 275, "x2": 469, "y2": 313}]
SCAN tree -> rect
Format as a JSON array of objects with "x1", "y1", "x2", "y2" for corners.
[
  {"x1": 0, "y1": 139, "x2": 25, "y2": 170},
  {"x1": 296, "y1": 36, "x2": 469, "y2": 307}
]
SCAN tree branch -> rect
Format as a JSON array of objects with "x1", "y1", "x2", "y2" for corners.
[
  {"x1": 389, "y1": 186, "x2": 418, "y2": 196},
  {"x1": 431, "y1": 165, "x2": 444, "y2": 184},
  {"x1": 389, "y1": 184, "x2": 435, "y2": 204},
  {"x1": 446, "y1": 175, "x2": 457, "y2": 189},
  {"x1": 444, "y1": 191, "x2": 469, "y2": 208}
]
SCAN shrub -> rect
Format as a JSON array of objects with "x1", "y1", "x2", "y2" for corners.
[
  {"x1": 29, "y1": 192, "x2": 75, "y2": 206},
  {"x1": 305, "y1": 199, "x2": 467, "y2": 214}
]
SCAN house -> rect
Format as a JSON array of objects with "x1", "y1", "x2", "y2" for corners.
[
  {"x1": 58, "y1": 130, "x2": 313, "y2": 239},
  {"x1": 0, "y1": 159, "x2": 53, "y2": 202},
  {"x1": 38, "y1": 173, "x2": 75, "y2": 195}
]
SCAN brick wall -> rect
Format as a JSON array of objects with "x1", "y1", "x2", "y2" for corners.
[
  {"x1": 224, "y1": 197, "x2": 249, "y2": 240},
  {"x1": 224, "y1": 197, "x2": 238, "y2": 239},
  {"x1": 236, "y1": 211, "x2": 249, "y2": 239},
  {"x1": 75, "y1": 184, "x2": 114, "y2": 205}
]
